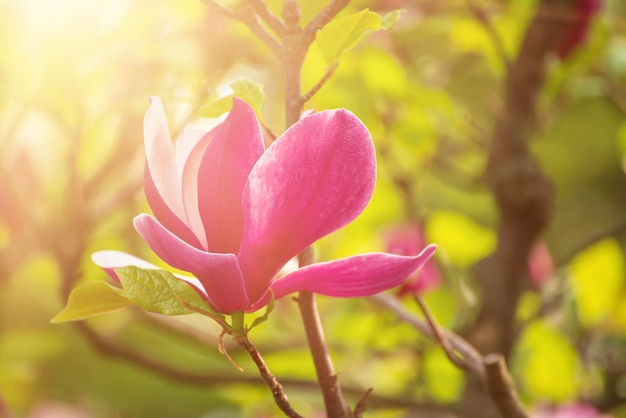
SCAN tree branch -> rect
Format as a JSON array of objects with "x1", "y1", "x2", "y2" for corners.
[{"x1": 483, "y1": 354, "x2": 529, "y2": 418}]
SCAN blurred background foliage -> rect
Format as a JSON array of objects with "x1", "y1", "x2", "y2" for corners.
[{"x1": 1, "y1": 0, "x2": 626, "y2": 417}]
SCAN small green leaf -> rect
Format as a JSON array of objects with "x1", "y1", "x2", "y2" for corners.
[
  {"x1": 199, "y1": 95, "x2": 233, "y2": 118},
  {"x1": 230, "y1": 79, "x2": 265, "y2": 120},
  {"x1": 51, "y1": 281, "x2": 132, "y2": 323},
  {"x1": 199, "y1": 79, "x2": 265, "y2": 121},
  {"x1": 315, "y1": 9, "x2": 382, "y2": 65},
  {"x1": 115, "y1": 266, "x2": 214, "y2": 316},
  {"x1": 380, "y1": 9, "x2": 404, "y2": 30}
]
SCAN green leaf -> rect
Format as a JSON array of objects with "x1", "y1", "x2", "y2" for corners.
[
  {"x1": 569, "y1": 238, "x2": 624, "y2": 327},
  {"x1": 380, "y1": 9, "x2": 404, "y2": 30},
  {"x1": 199, "y1": 95, "x2": 233, "y2": 118},
  {"x1": 198, "y1": 79, "x2": 265, "y2": 121},
  {"x1": 230, "y1": 79, "x2": 265, "y2": 120},
  {"x1": 315, "y1": 9, "x2": 382, "y2": 66},
  {"x1": 50, "y1": 281, "x2": 132, "y2": 323},
  {"x1": 115, "y1": 266, "x2": 214, "y2": 316}
]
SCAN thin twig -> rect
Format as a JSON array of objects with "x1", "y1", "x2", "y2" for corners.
[
  {"x1": 465, "y1": 0, "x2": 512, "y2": 71},
  {"x1": 303, "y1": 0, "x2": 351, "y2": 45},
  {"x1": 413, "y1": 295, "x2": 472, "y2": 372},
  {"x1": 204, "y1": 0, "x2": 282, "y2": 57},
  {"x1": 483, "y1": 354, "x2": 529, "y2": 418},
  {"x1": 250, "y1": 0, "x2": 285, "y2": 36},
  {"x1": 301, "y1": 61, "x2": 339, "y2": 105},
  {"x1": 234, "y1": 333, "x2": 304, "y2": 418},
  {"x1": 370, "y1": 293, "x2": 485, "y2": 379},
  {"x1": 353, "y1": 388, "x2": 373, "y2": 418}
]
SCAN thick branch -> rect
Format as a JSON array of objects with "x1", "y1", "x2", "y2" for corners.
[
  {"x1": 302, "y1": 0, "x2": 351, "y2": 45},
  {"x1": 483, "y1": 354, "x2": 529, "y2": 418}
]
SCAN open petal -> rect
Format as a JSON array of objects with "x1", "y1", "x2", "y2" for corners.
[
  {"x1": 134, "y1": 214, "x2": 250, "y2": 313},
  {"x1": 239, "y1": 109, "x2": 376, "y2": 302},
  {"x1": 197, "y1": 98, "x2": 264, "y2": 254},
  {"x1": 269, "y1": 245, "x2": 437, "y2": 300}
]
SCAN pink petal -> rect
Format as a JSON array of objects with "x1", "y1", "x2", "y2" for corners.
[
  {"x1": 197, "y1": 98, "x2": 264, "y2": 254},
  {"x1": 269, "y1": 245, "x2": 437, "y2": 300},
  {"x1": 239, "y1": 109, "x2": 376, "y2": 303},
  {"x1": 134, "y1": 214, "x2": 250, "y2": 313},
  {"x1": 143, "y1": 97, "x2": 185, "y2": 222}
]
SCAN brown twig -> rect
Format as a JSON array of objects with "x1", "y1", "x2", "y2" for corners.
[
  {"x1": 413, "y1": 295, "x2": 471, "y2": 373},
  {"x1": 205, "y1": 0, "x2": 282, "y2": 57},
  {"x1": 464, "y1": 0, "x2": 512, "y2": 70},
  {"x1": 353, "y1": 388, "x2": 373, "y2": 418},
  {"x1": 301, "y1": 61, "x2": 339, "y2": 105},
  {"x1": 370, "y1": 294, "x2": 485, "y2": 379},
  {"x1": 251, "y1": 0, "x2": 285, "y2": 36},
  {"x1": 297, "y1": 248, "x2": 352, "y2": 418},
  {"x1": 233, "y1": 332, "x2": 304, "y2": 418},
  {"x1": 483, "y1": 354, "x2": 529, "y2": 418}
]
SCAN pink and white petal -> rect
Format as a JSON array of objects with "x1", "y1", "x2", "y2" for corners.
[
  {"x1": 144, "y1": 168, "x2": 204, "y2": 249},
  {"x1": 178, "y1": 129, "x2": 215, "y2": 250},
  {"x1": 91, "y1": 250, "x2": 161, "y2": 282},
  {"x1": 197, "y1": 98, "x2": 264, "y2": 255},
  {"x1": 143, "y1": 97, "x2": 185, "y2": 221},
  {"x1": 239, "y1": 109, "x2": 376, "y2": 302},
  {"x1": 269, "y1": 245, "x2": 437, "y2": 300},
  {"x1": 134, "y1": 214, "x2": 250, "y2": 313}
]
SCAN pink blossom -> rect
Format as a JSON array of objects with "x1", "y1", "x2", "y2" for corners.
[
  {"x1": 385, "y1": 223, "x2": 440, "y2": 296},
  {"x1": 93, "y1": 97, "x2": 436, "y2": 314},
  {"x1": 528, "y1": 242, "x2": 555, "y2": 287},
  {"x1": 556, "y1": 0, "x2": 603, "y2": 59}
]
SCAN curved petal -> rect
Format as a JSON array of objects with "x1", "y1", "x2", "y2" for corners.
[
  {"x1": 239, "y1": 109, "x2": 376, "y2": 302},
  {"x1": 144, "y1": 97, "x2": 184, "y2": 221},
  {"x1": 134, "y1": 214, "x2": 250, "y2": 313},
  {"x1": 197, "y1": 98, "x2": 264, "y2": 255},
  {"x1": 269, "y1": 245, "x2": 437, "y2": 300}
]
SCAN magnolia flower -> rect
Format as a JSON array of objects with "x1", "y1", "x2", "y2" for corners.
[{"x1": 93, "y1": 97, "x2": 436, "y2": 314}]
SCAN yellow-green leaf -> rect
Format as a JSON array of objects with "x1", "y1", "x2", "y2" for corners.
[
  {"x1": 50, "y1": 281, "x2": 131, "y2": 323},
  {"x1": 315, "y1": 9, "x2": 382, "y2": 66},
  {"x1": 199, "y1": 95, "x2": 233, "y2": 118},
  {"x1": 230, "y1": 79, "x2": 265, "y2": 120},
  {"x1": 425, "y1": 210, "x2": 496, "y2": 267},
  {"x1": 115, "y1": 266, "x2": 216, "y2": 316},
  {"x1": 381, "y1": 9, "x2": 404, "y2": 30},
  {"x1": 569, "y1": 238, "x2": 624, "y2": 327}
]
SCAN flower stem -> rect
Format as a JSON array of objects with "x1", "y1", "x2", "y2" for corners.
[
  {"x1": 297, "y1": 249, "x2": 352, "y2": 418},
  {"x1": 233, "y1": 331, "x2": 303, "y2": 418}
]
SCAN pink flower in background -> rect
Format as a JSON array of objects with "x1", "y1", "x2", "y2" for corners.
[
  {"x1": 528, "y1": 242, "x2": 555, "y2": 287},
  {"x1": 385, "y1": 223, "x2": 440, "y2": 296},
  {"x1": 556, "y1": 0, "x2": 603, "y2": 59},
  {"x1": 93, "y1": 97, "x2": 436, "y2": 314}
]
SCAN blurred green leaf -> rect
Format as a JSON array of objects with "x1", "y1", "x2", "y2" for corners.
[
  {"x1": 569, "y1": 238, "x2": 624, "y2": 327},
  {"x1": 50, "y1": 281, "x2": 131, "y2": 323},
  {"x1": 380, "y1": 9, "x2": 404, "y2": 30},
  {"x1": 514, "y1": 320, "x2": 580, "y2": 401},
  {"x1": 423, "y1": 348, "x2": 465, "y2": 402},
  {"x1": 425, "y1": 210, "x2": 496, "y2": 267},
  {"x1": 315, "y1": 9, "x2": 381, "y2": 66},
  {"x1": 199, "y1": 79, "x2": 265, "y2": 121},
  {"x1": 115, "y1": 267, "x2": 214, "y2": 316}
]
